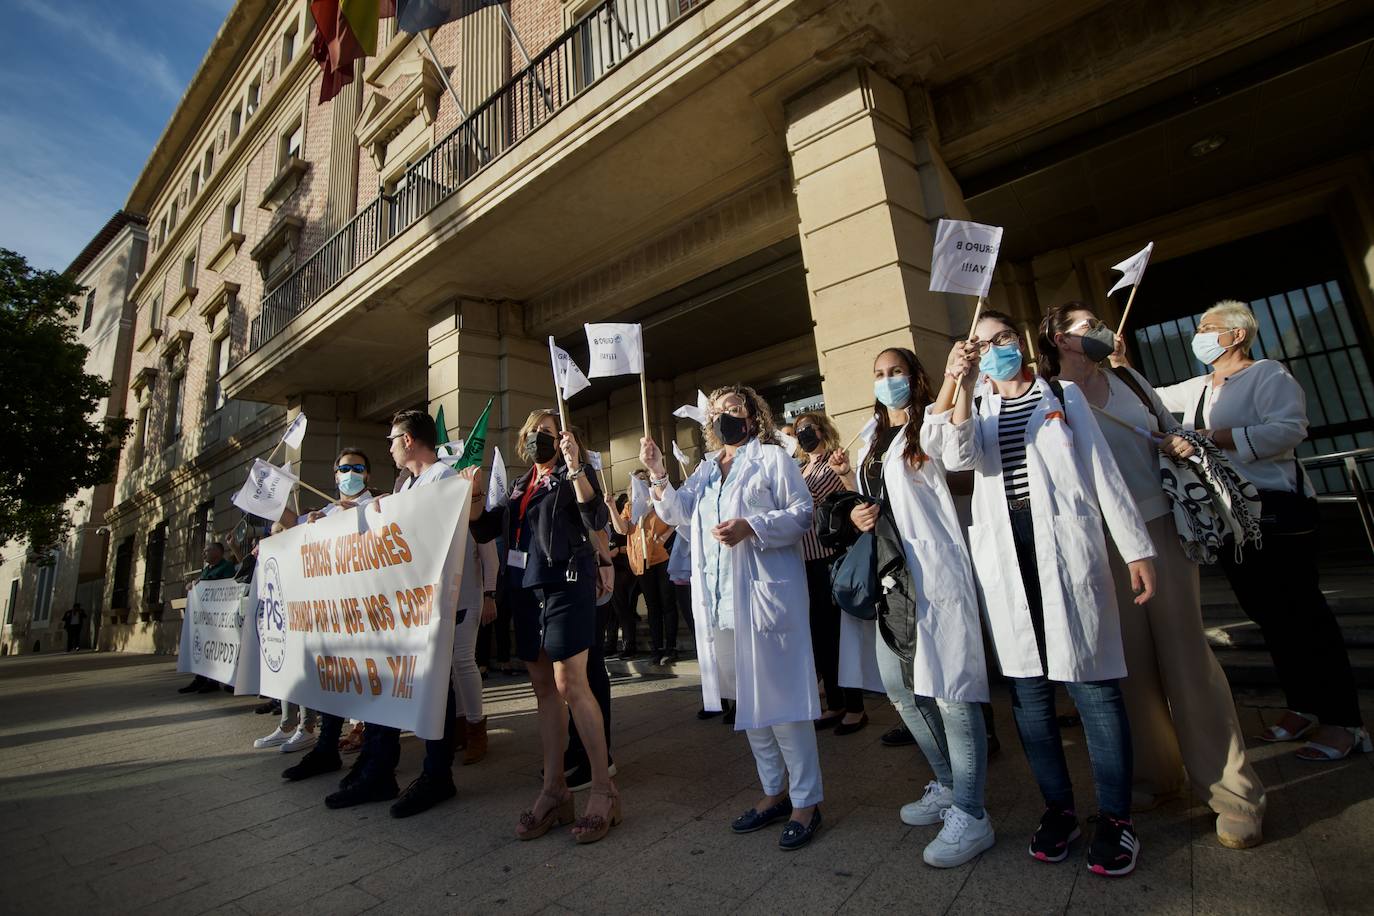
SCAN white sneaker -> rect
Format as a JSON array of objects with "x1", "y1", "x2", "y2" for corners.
[
  {"x1": 254, "y1": 726, "x2": 293, "y2": 749},
  {"x1": 923, "y1": 806, "x2": 995, "y2": 868},
  {"x1": 900, "y1": 780, "x2": 954, "y2": 826},
  {"x1": 280, "y1": 727, "x2": 317, "y2": 754}
]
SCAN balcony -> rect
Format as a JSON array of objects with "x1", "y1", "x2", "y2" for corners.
[{"x1": 249, "y1": 0, "x2": 709, "y2": 354}]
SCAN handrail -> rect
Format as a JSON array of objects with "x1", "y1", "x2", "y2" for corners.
[
  {"x1": 249, "y1": 0, "x2": 709, "y2": 353},
  {"x1": 1302, "y1": 445, "x2": 1374, "y2": 557}
]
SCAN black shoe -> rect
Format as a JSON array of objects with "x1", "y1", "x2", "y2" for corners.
[
  {"x1": 196, "y1": 680, "x2": 219, "y2": 693},
  {"x1": 697, "y1": 707, "x2": 724, "y2": 720},
  {"x1": 658, "y1": 650, "x2": 679, "y2": 667},
  {"x1": 722, "y1": 702, "x2": 736, "y2": 726},
  {"x1": 1029, "y1": 805, "x2": 1081, "y2": 863},
  {"x1": 177, "y1": 678, "x2": 203, "y2": 694},
  {"x1": 255, "y1": 699, "x2": 281, "y2": 714},
  {"x1": 779, "y1": 809, "x2": 822, "y2": 850},
  {"x1": 339, "y1": 752, "x2": 371, "y2": 791},
  {"x1": 814, "y1": 712, "x2": 844, "y2": 731},
  {"x1": 389, "y1": 773, "x2": 456, "y2": 818},
  {"x1": 567, "y1": 759, "x2": 617, "y2": 792},
  {"x1": 732, "y1": 800, "x2": 793, "y2": 834},
  {"x1": 325, "y1": 776, "x2": 399, "y2": 809},
  {"x1": 880, "y1": 725, "x2": 915, "y2": 747},
  {"x1": 222, "y1": 684, "x2": 235, "y2": 693},
  {"x1": 1087, "y1": 815, "x2": 1139, "y2": 877},
  {"x1": 282, "y1": 749, "x2": 342, "y2": 782},
  {"x1": 833, "y1": 713, "x2": 868, "y2": 736}
]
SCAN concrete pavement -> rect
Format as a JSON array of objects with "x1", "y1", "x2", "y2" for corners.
[{"x1": 1, "y1": 651, "x2": 1371, "y2": 915}]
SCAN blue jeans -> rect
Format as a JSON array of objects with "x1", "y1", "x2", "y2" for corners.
[
  {"x1": 875, "y1": 633, "x2": 987, "y2": 817},
  {"x1": 1008, "y1": 675, "x2": 1132, "y2": 818}
]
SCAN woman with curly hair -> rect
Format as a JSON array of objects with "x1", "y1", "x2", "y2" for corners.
[{"x1": 640, "y1": 384, "x2": 824, "y2": 851}]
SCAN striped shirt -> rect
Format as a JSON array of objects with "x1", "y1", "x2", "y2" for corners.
[
  {"x1": 802, "y1": 455, "x2": 847, "y2": 562},
  {"x1": 998, "y1": 386, "x2": 1042, "y2": 502}
]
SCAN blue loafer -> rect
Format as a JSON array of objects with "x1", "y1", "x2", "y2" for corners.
[
  {"x1": 779, "y1": 809, "x2": 822, "y2": 850},
  {"x1": 732, "y1": 800, "x2": 793, "y2": 834}
]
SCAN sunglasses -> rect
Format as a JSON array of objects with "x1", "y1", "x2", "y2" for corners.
[{"x1": 336, "y1": 464, "x2": 367, "y2": 473}]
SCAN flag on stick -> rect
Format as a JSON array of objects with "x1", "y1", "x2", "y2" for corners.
[
  {"x1": 434, "y1": 405, "x2": 450, "y2": 448},
  {"x1": 486, "y1": 446, "x2": 509, "y2": 510},
  {"x1": 929, "y1": 219, "x2": 1003, "y2": 299},
  {"x1": 310, "y1": 0, "x2": 397, "y2": 102},
  {"x1": 630, "y1": 472, "x2": 650, "y2": 525},
  {"x1": 672, "y1": 440, "x2": 693, "y2": 472},
  {"x1": 1109, "y1": 243, "x2": 1154, "y2": 296},
  {"x1": 395, "y1": 0, "x2": 502, "y2": 31},
  {"x1": 282, "y1": 414, "x2": 308, "y2": 450},
  {"x1": 587, "y1": 450, "x2": 603, "y2": 472},
  {"x1": 231, "y1": 459, "x2": 299, "y2": 520},
  {"x1": 454, "y1": 397, "x2": 493, "y2": 470},
  {"x1": 673, "y1": 389, "x2": 709, "y2": 427},
  {"x1": 549, "y1": 338, "x2": 591, "y2": 400},
  {"x1": 584, "y1": 323, "x2": 644, "y2": 378}
]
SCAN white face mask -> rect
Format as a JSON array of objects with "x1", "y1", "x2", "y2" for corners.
[
  {"x1": 337, "y1": 471, "x2": 366, "y2": 496},
  {"x1": 1191, "y1": 331, "x2": 1234, "y2": 365}
]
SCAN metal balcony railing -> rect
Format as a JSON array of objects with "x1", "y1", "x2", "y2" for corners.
[
  {"x1": 1302, "y1": 446, "x2": 1374, "y2": 557},
  {"x1": 251, "y1": 0, "x2": 708, "y2": 352}
]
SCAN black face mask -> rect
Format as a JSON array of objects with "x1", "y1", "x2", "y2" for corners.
[
  {"x1": 795, "y1": 426, "x2": 821, "y2": 454},
  {"x1": 1078, "y1": 325, "x2": 1117, "y2": 363},
  {"x1": 713, "y1": 413, "x2": 751, "y2": 447},
  {"x1": 526, "y1": 431, "x2": 558, "y2": 464}
]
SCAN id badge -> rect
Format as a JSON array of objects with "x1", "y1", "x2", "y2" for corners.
[{"x1": 507, "y1": 549, "x2": 527, "y2": 570}]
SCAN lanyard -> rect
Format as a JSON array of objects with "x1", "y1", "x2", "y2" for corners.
[{"x1": 513, "y1": 465, "x2": 551, "y2": 547}]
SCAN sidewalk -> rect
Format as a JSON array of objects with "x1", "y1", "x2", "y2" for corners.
[{"x1": 0, "y1": 652, "x2": 1370, "y2": 915}]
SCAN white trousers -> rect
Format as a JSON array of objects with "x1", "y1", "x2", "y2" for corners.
[
  {"x1": 746, "y1": 720, "x2": 823, "y2": 808},
  {"x1": 451, "y1": 604, "x2": 484, "y2": 723}
]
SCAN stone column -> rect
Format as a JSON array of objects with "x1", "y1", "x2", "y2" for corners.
[{"x1": 786, "y1": 67, "x2": 973, "y2": 442}]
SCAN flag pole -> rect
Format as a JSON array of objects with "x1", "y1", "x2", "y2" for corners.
[
  {"x1": 1116, "y1": 281, "x2": 1143, "y2": 337},
  {"x1": 967, "y1": 295, "x2": 986, "y2": 340},
  {"x1": 296, "y1": 479, "x2": 343, "y2": 505},
  {"x1": 639, "y1": 371, "x2": 651, "y2": 442}
]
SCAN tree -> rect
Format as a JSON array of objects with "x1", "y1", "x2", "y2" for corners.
[{"x1": 0, "y1": 249, "x2": 131, "y2": 556}]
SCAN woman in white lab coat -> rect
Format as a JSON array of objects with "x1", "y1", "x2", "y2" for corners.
[
  {"x1": 829, "y1": 346, "x2": 995, "y2": 869},
  {"x1": 641, "y1": 384, "x2": 824, "y2": 851},
  {"x1": 926, "y1": 310, "x2": 1157, "y2": 879}
]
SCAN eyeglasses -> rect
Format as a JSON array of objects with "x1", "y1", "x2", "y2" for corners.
[
  {"x1": 336, "y1": 464, "x2": 366, "y2": 474},
  {"x1": 1195, "y1": 324, "x2": 1236, "y2": 334},
  {"x1": 386, "y1": 433, "x2": 405, "y2": 442},
  {"x1": 1066, "y1": 318, "x2": 1106, "y2": 334},
  {"x1": 708, "y1": 402, "x2": 749, "y2": 419},
  {"x1": 974, "y1": 330, "x2": 1020, "y2": 352}
]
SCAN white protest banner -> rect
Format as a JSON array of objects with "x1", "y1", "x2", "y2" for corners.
[
  {"x1": 673, "y1": 390, "x2": 708, "y2": 427},
  {"x1": 487, "y1": 446, "x2": 509, "y2": 510},
  {"x1": 1110, "y1": 241, "x2": 1155, "y2": 334},
  {"x1": 584, "y1": 323, "x2": 643, "y2": 378},
  {"x1": 234, "y1": 575, "x2": 261, "y2": 696},
  {"x1": 630, "y1": 472, "x2": 650, "y2": 525},
  {"x1": 232, "y1": 458, "x2": 299, "y2": 520},
  {"x1": 549, "y1": 337, "x2": 591, "y2": 400},
  {"x1": 176, "y1": 579, "x2": 249, "y2": 684},
  {"x1": 929, "y1": 219, "x2": 1003, "y2": 299},
  {"x1": 672, "y1": 440, "x2": 693, "y2": 472},
  {"x1": 253, "y1": 475, "x2": 472, "y2": 739}
]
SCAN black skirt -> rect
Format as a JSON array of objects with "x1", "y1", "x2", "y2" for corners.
[{"x1": 514, "y1": 552, "x2": 597, "y2": 663}]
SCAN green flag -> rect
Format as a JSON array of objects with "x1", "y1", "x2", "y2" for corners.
[
  {"x1": 455, "y1": 397, "x2": 493, "y2": 470},
  {"x1": 434, "y1": 405, "x2": 450, "y2": 446}
]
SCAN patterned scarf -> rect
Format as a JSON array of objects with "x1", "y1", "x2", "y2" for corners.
[{"x1": 1159, "y1": 429, "x2": 1263, "y2": 565}]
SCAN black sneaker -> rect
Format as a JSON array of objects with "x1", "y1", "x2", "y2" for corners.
[
  {"x1": 177, "y1": 678, "x2": 203, "y2": 694},
  {"x1": 389, "y1": 773, "x2": 456, "y2": 818},
  {"x1": 1087, "y1": 815, "x2": 1139, "y2": 877},
  {"x1": 282, "y1": 749, "x2": 342, "y2": 782},
  {"x1": 567, "y1": 759, "x2": 618, "y2": 792},
  {"x1": 697, "y1": 707, "x2": 724, "y2": 720},
  {"x1": 1029, "y1": 805, "x2": 1081, "y2": 863},
  {"x1": 325, "y1": 776, "x2": 399, "y2": 809},
  {"x1": 880, "y1": 725, "x2": 915, "y2": 747}
]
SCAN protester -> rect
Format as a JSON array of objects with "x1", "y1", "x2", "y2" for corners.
[
  {"x1": 1142, "y1": 300, "x2": 1368, "y2": 761},
  {"x1": 643, "y1": 385, "x2": 824, "y2": 851},
  {"x1": 453, "y1": 516, "x2": 500, "y2": 767},
  {"x1": 471, "y1": 409, "x2": 618, "y2": 843},
  {"x1": 177, "y1": 542, "x2": 237, "y2": 694},
  {"x1": 605, "y1": 493, "x2": 642, "y2": 658},
  {"x1": 61, "y1": 602, "x2": 85, "y2": 652},
  {"x1": 1040, "y1": 303, "x2": 1268, "y2": 846},
  {"x1": 927, "y1": 310, "x2": 1157, "y2": 877},
  {"x1": 610, "y1": 471, "x2": 679, "y2": 666},
  {"x1": 825, "y1": 349, "x2": 994, "y2": 867},
  {"x1": 562, "y1": 509, "x2": 620, "y2": 790},
  {"x1": 792, "y1": 410, "x2": 866, "y2": 734}
]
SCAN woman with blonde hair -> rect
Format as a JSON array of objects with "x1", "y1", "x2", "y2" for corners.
[
  {"x1": 640, "y1": 385, "x2": 825, "y2": 850},
  {"x1": 793, "y1": 410, "x2": 866, "y2": 733}
]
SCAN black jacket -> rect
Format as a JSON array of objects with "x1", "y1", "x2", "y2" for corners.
[{"x1": 472, "y1": 459, "x2": 608, "y2": 587}]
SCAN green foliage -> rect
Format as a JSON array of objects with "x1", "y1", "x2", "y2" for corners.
[{"x1": 0, "y1": 249, "x2": 132, "y2": 555}]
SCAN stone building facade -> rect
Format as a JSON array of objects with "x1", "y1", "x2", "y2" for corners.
[{"x1": 70, "y1": 0, "x2": 1374, "y2": 653}]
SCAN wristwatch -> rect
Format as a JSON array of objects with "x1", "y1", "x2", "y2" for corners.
[{"x1": 567, "y1": 465, "x2": 586, "y2": 480}]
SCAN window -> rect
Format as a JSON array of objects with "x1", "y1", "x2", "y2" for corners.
[
  {"x1": 32, "y1": 556, "x2": 57, "y2": 624},
  {"x1": 158, "y1": 215, "x2": 168, "y2": 248},
  {"x1": 182, "y1": 251, "x2": 196, "y2": 291},
  {"x1": 149, "y1": 294, "x2": 162, "y2": 330},
  {"x1": 230, "y1": 104, "x2": 242, "y2": 140},
  {"x1": 142, "y1": 523, "x2": 167, "y2": 610},
  {"x1": 111, "y1": 538, "x2": 134, "y2": 610},
  {"x1": 246, "y1": 76, "x2": 262, "y2": 119},
  {"x1": 82, "y1": 290, "x2": 95, "y2": 331},
  {"x1": 133, "y1": 407, "x2": 150, "y2": 464},
  {"x1": 208, "y1": 336, "x2": 231, "y2": 412},
  {"x1": 170, "y1": 199, "x2": 178, "y2": 230},
  {"x1": 280, "y1": 119, "x2": 303, "y2": 166},
  {"x1": 203, "y1": 148, "x2": 214, "y2": 180},
  {"x1": 223, "y1": 195, "x2": 243, "y2": 237},
  {"x1": 191, "y1": 501, "x2": 214, "y2": 561},
  {"x1": 5, "y1": 578, "x2": 17, "y2": 625},
  {"x1": 190, "y1": 167, "x2": 200, "y2": 198},
  {"x1": 282, "y1": 19, "x2": 300, "y2": 67},
  {"x1": 164, "y1": 371, "x2": 186, "y2": 443}
]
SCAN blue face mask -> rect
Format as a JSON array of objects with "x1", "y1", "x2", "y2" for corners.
[
  {"x1": 979, "y1": 343, "x2": 1023, "y2": 381},
  {"x1": 337, "y1": 472, "x2": 366, "y2": 497},
  {"x1": 1190, "y1": 331, "x2": 1231, "y2": 366},
  {"x1": 874, "y1": 375, "x2": 911, "y2": 408}
]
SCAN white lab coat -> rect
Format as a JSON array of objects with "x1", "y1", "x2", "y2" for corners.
[
  {"x1": 925, "y1": 377, "x2": 1155, "y2": 682},
  {"x1": 836, "y1": 425, "x2": 989, "y2": 702},
  {"x1": 654, "y1": 438, "x2": 820, "y2": 730}
]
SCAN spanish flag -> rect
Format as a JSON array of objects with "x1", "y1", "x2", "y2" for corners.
[{"x1": 310, "y1": 0, "x2": 397, "y2": 103}]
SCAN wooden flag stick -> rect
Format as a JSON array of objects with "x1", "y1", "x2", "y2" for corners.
[
  {"x1": 266, "y1": 438, "x2": 285, "y2": 465},
  {"x1": 843, "y1": 422, "x2": 870, "y2": 454},
  {"x1": 967, "y1": 295, "x2": 986, "y2": 340},
  {"x1": 555, "y1": 386, "x2": 570, "y2": 436},
  {"x1": 296, "y1": 479, "x2": 342, "y2": 506},
  {"x1": 639, "y1": 370, "x2": 651, "y2": 441},
  {"x1": 1116, "y1": 281, "x2": 1142, "y2": 337}
]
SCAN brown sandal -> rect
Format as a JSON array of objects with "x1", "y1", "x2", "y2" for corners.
[
  {"x1": 516, "y1": 791, "x2": 574, "y2": 840},
  {"x1": 572, "y1": 787, "x2": 623, "y2": 845}
]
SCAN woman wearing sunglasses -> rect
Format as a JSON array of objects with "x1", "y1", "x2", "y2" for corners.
[
  {"x1": 640, "y1": 386, "x2": 824, "y2": 851},
  {"x1": 927, "y1": 310, "x2": 1156, "y2": 877}
]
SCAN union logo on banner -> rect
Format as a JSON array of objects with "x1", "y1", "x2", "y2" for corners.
[{"x1": 258, "y1": 557, "x2": 288, "y2": 674}]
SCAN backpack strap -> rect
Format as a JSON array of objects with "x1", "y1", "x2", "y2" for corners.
[{"x1": 1108, "y1": 366, "x2": 1171, "y2": 433}]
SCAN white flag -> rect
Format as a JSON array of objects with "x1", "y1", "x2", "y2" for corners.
[
  {"x1": 777, "y1": 430, "x2": 799, "y2": 457},
  {"x1": 231, "y1": 458, "x2": 298, "y2": 519},
  {"x1": 672, "y1": 440, "x2": 693, "y2": 471},
  {"x1": 548, "y1": 337, "x2": 591, "y2": 400},
  {"x1": 486, "y1": 447, "x2": 509, "y2": 510},
  {"x1": 929, "y1": 219, "x2": 1004, "y2": 298},
  {"x1": 436, "y1": 439, "x2": 465, "y2": 464},
  {"x1": 587, "y1": 450, "x2": 603, "y2": 472},
  {"x1": 584, "y1": 323, "x2": 644, "y2": 378},
  {"x1": 281, "y1": 414, "x2": 308, "y2": 450},
  {"x1": 630, "y1": 472, "x2": 650, "y2": 525},
  {"x1": 1108, "y1": 242, "x2": 1154, "y2": 296}
]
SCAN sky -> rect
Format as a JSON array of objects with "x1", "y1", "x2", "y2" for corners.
[{"x1": 0, "y1": 0, "x2": 236, "y2": 272}]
